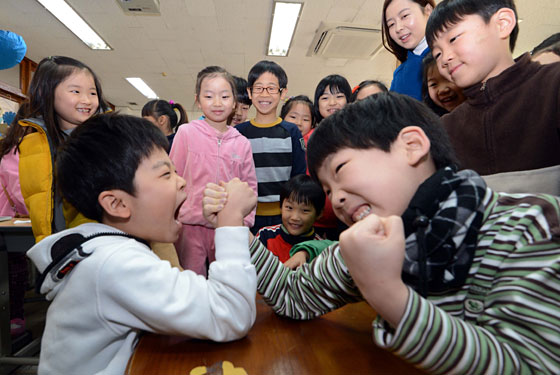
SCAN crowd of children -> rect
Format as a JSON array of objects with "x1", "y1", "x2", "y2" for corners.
[{"x1": 0, "y1": 0, "x2": 559, "y2": 373}]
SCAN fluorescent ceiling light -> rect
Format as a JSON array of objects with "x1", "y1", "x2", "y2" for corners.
[
  {"x1": 126, "y1": 78, "x2": 158, "y2": 99},
  {"x1": 37, "y1": 0, "x2": 111, "y2": 50},
  {"x1": 267, "y1": 2, "x2": 303, "y2": 56}
]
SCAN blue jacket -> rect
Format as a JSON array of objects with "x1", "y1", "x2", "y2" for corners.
[{"x1": 390, "y1": 48, "x2": 430, "y2": 101}]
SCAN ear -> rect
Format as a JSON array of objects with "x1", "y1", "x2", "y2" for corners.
[
  {"x1": 247, "y1": 87, "x2": 253, "y2": 101},
  {"x1": 396, "y1": 126, "x2": 431, "y2": 167},
  {"x1": 157, "y1": 115, "x2": 169, "y2": 127},
  {"x1": 494, "y1": 7, "x2": 516, "y2": 40},
  {"x1": 195, "y1": 95, "x2": 202, "y2": 110},
  {"x1": 280, "y1": 87, "x2": 288, "y2": 101},
  {"x1": 423, "y1": 3, "x2": 433, "y2": 17},
  {"x1": 98, "y1": 190, "x2": 131, "y2": 220}
]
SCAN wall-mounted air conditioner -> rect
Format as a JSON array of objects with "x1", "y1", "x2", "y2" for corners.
[
  {"x1": 307, "y1": 22, "x2": 382, "y2": 59},
  {"x1": 116, "y1": 0, "x2": 160, "y2": 15}
]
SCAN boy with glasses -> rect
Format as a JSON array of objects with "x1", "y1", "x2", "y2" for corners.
[{"x1": 236, "y1": 60, "x2": 306, "y2": 233}]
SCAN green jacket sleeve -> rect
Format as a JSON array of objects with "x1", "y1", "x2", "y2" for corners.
[{"x1": 289, "y1": 239, "x2": 336, "y2": 261}]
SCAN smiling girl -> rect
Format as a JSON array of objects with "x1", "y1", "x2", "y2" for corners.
[
  {"x1": 280, "y1": 95, "x2": 315, "y2": 146},
  {"x1": 382, "y1": 0, "x2": 435, "y2": 100},
  {"x1": 313, "y1": 74, "x2": 352, "y2": 124},
  {"x1": 422, "y1": 54, "x2": 466, "y2": 115},
  {"x1": 0, "y1": 56, "x2": 109, "y2": 242},
  {"x1": 170, "y1": 66, "x2": 257, "y2": 276}
]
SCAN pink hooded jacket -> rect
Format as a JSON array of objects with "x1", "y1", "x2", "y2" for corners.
[
  {"x1": 170, "y1": 119, "x2": 257, "y2": 227},
  {"x1": 0, "y1": 148, "x2": 28, "y2": 217}
]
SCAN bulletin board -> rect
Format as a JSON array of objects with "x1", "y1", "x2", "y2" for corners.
[
  {"x1": 0, "y1": 56, "x2": 34, "y2": 137},
  {"x1": 0, "y1": 81, "x2": 24, "y2": 137}
]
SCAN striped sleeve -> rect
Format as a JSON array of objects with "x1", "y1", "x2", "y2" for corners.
[
  {"x1": 249, "y1": 237, "x2": 362, "y2": 319},
  {"x1": 373, "y1": 287, "x2": 531, "y2": 374},
  {"x1": 373, "y1": 194, "x2": 560, "y2": 374}
]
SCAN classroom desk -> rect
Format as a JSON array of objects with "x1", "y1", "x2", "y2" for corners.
[
  {"x1": 0, "y1": 218, "x2": 39, "y2": 368},
  {"x1": 126, "y1": 296, "x2": 426, "y2": 375}
]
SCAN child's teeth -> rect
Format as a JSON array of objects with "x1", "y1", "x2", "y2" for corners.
[{"x1": 356, "y1": 206, "x2": 371, "y2": 221}]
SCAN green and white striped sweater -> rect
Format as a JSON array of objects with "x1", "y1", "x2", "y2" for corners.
[{"x1": 250, "y1": 190, "x2": 560, "y2": 374}]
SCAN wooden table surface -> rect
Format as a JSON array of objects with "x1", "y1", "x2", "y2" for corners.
[
  {"x1": 0, "y1": 217, "x2": 32, "y2": 230},
  {"x1": 126, "y1": 296, "x2": 425, "y2": 375}
]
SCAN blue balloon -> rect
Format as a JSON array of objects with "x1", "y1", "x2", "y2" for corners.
[{"x1": 0, "y1": 30, "x2": 27, "y2": 70}]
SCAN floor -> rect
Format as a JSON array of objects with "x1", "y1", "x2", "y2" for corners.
[{"x1": 1, "y1": 273, "x2": 48, "y2": 375}]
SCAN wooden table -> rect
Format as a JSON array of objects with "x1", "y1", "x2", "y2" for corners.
[
  {"x1": 126, "y1": 296, "x2": 425, "y2": 375},
  {"x1": 0, "y1": 218, "x2": 40, "y2": 369}
]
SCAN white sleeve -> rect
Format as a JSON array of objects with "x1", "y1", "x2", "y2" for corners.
[{"x1": 97, "y1": 227, "x2": 256, "y2": 342}]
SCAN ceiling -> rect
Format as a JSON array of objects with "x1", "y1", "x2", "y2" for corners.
[{"x1": 0, "y1": 0, "x2": 558, "y2": 118}]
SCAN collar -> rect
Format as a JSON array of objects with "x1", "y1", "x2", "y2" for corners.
[
  {"x1": 279, "y1": 224, "x2": 316, "y2": 246},
  {"x1": 413, "y1": 37, "x2": 428, "y2": 56},
  {"x1": 463, "y1": 53, "x2": 536, "y2": 106},
  {"x1": 250, "y1": 117, "x2": 282, "y2": 128}
]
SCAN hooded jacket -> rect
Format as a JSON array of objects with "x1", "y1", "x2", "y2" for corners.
[
  {"x1": 170, "y1": 119, "x2": 257, "y2": 227},
  {"x1": 27, "y1": 222, "x2": 257, "y2": 375}
]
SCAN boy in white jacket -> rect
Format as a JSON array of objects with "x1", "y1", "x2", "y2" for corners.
[{"x1": 27, "y1": 113, "x2": 257, "y2": 375}]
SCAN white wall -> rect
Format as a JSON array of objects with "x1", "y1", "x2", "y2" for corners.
[{"x1": 0, "y1": 65, "x2": 21, "y2": 90}]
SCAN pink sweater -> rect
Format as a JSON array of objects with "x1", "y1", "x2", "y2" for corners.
[
  {"x1": 0, "y1": 149, "x2": 28, "y2": 217},
  {"x1": 170, "y1": 119, "x2": 257, "y2": 227}
]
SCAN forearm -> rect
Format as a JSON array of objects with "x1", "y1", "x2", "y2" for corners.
[
  {"x1": 101, "y1": 228, "x2": 256, "y2": 342},
  {"x1": 373, "y1": 288, "x2": 531, "y2": 375},
  {"x1": 217, "y1": 209, "x2": 244, "y2": 227},
  {"x1": 360, "y1": 281, "x2": 408, "y2": 328},
  {"x1": 250, "y1": 237, "x2": 362, "y2": 319}
]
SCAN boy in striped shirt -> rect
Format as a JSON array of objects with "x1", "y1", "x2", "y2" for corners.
[
  {"x1": 205, "y1": 92, "x2": 560, "y2": 374},
  {"x1": 236, "y1": 60, "x2": 307, "y2": 234}
]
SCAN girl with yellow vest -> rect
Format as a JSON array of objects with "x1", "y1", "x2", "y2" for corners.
[{"x1": 0, "y1": 56, "x2": 110, "y2": 242}]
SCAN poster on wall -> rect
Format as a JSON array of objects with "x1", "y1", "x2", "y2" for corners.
[{"x1": 0, "y1": 96, "x2": 19, "y2": 137}]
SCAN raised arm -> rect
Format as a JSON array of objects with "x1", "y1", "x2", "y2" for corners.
[{"x1": 250, "y1": 236, "x2": 362, "y2": 319}]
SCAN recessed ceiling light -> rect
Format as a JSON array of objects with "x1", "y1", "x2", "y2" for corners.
[
  {"x1": 126, "y1": 77, "x2": 158, "y2": 99},
  {"x1": 37, "y1": 0, "x2": 111, "y2": 50},
  {"x1": 267, "y1": 1, "x2": 303, "y2": 57}
]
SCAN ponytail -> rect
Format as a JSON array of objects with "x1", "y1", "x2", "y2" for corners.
[{"x1": 141, "y1": 99, "x2": 188, "y2": 133}]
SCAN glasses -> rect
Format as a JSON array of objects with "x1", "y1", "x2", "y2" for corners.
[{"x1": 251, "y1": 86, "x2": 283, "y2": 95}]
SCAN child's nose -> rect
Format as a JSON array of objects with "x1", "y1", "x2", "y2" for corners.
[
  {"x1": 331, "y1": 190, "x2": 346, "y2": 208},
  {"x1": 80, "y1": 93, "x2": 92, "y2": 104},
  {"x1": 441, "y1": 50, "x2": 453, "y2": 65},
  {"x1": 177, "y1": 175, "x2": 187, "y2": 190}
]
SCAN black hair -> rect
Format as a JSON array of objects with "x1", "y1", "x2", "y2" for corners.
[
  {"x1": 382, "y1": 0, "x2": 436, "y2": 63},
  {"x1": 0, "y1": 56, "x2": 109, "y2": 158},
  {"x1": 307, "y1": 92, "x2": 458, "y2": 181},
  {"x1": 421, "y1": 55, "x2": 448, "y2": 116},
  {"x1": 141, "y1": 99, "x2": 188, "y2": 133},
  {"x1": 233, "y1": 76, "x2": 252, "y2": 106},
  {"x1": 56, "y1": 113, "x2": 169, "y2": 222},
  {"x1": 280, "y1": 174, "x2": 325, "y2": 215},
  {"x1": 280, "y1": 95, "x2": 316, "y2": 129},
  {"x1": 350, "y1": 80, "x2": 388, "y2": 102},
  {"x1": 532, "y1": 33, "x2": 560, "y2": 57},
  {"x1": 313, "y1": 74, "x2": 352, "y2": 123},
  {"x1": 195, "y1": 66, "x2": 237, "y2": 103},
  {"x1": 247, "y1": 60, "x2": 288, "y2": 89},
  {"x1": 426, "y1": 0, "x2": 519, "y2": 53}
]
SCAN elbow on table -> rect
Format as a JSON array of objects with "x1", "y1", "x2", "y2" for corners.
[{"x1": 211, "y1": 300, "x2": 257, "y2": 342}]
